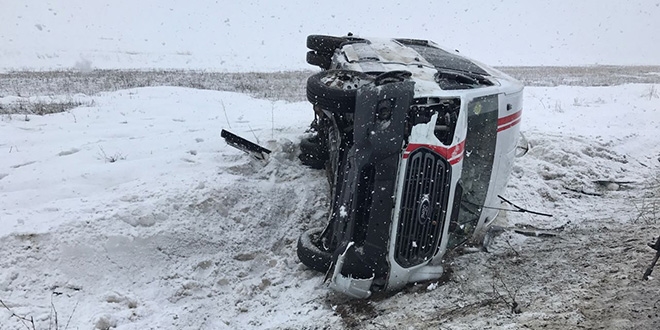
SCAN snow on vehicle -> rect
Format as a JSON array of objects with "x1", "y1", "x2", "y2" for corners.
[{"x1": 296, "y1": 34, "x2": 524, "y2": 298}]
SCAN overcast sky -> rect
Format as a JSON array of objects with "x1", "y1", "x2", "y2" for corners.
[{"x1": 1, "y1": 0, "x2": 658, "y2": 70}]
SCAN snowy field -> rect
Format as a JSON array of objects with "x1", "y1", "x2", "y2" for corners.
[
  {"x1": 1, "y1": 69, "x2": 659, "y2": 329},
  {"x1": 2, "y1": 1, "x2": 660, "y2": 329}
]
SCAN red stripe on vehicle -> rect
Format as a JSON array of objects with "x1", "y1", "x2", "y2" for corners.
[
  {"x1": 403, "y1": 140, "x2": 465, "y2": 165},
  {"x1": 497, "y1": 110, "x2": 522, "y2": 132},
  {"x1": 497, "y1": 117, "x2": 522, "y2": 132}
]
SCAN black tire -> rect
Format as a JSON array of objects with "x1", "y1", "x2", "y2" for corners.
[
  {"x1": 299, "y1": 134, "x2": 328, "y2": 169},
  {"x1": 297, "y1": 227, "x2": 332, "y2": 273},
  {"x1": 299, "y1": 153, "x2": 326, "y2": 169},
  {"x1": 307, "y1": 35, "x2": 368, "y2": 53},
  {"x1": 307, "y1": 35, "x2": 347, "y2": 53},
  {"x1": 306, "y1": 51, "x2": 333, "y2": 70},
  {"x1": 306, "y1": 70, "x2": 374, "y2": 113}
]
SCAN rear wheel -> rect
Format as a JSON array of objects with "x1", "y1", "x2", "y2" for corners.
[
  {"x1": 307, "y1": 35, "x2": 367, "y2": 53},
  {"x1": 306, "y1": 51, "x2": 333, "y2": 70},
  {"x1": 307, "y1": 35, "x2": 348, "y2": 53},
  {"x1": 297, "y1": 227, "x2": 332, "y2": 272},
  {"x1": 299, "y1": 133, "x2": 328, "y2": 169}
]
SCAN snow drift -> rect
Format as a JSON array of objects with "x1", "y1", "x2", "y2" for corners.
[{"x1": 1, "y1": 81, "x2": 659, "y2": 329}]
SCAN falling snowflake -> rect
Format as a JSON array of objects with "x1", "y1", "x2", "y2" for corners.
[{"x1": 339, "y1": 205, "x2": 348, "y2": 218}]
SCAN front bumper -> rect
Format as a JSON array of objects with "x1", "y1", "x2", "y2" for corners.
[{"x1": 328, "y1": 242, "x2": 374, "y2": 299}]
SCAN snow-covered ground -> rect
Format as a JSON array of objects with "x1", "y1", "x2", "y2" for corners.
[
  {"x1": 1, "y1": 79, "x2": 659, "y2": 329},
  {"x1": 1, "y1": 1, "x2": 660, "y2": 328}
]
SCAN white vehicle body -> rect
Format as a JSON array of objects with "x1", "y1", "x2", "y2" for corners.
[{"x1": 298, "y1": 36, "x2": 523, "y2": 298}]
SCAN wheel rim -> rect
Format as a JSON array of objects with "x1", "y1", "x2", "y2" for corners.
[{"x1": 320, "y1": 71, "x2": 373, "y2": 91}]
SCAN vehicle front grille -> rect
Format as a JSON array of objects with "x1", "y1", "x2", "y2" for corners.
[{"x1": 394, "y1": 148, "x2": 451, "y2": 268}]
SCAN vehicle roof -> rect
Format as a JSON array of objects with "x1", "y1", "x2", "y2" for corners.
[{"x1": 335, "y1": 37, "x2": 523, "y2": 97}]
